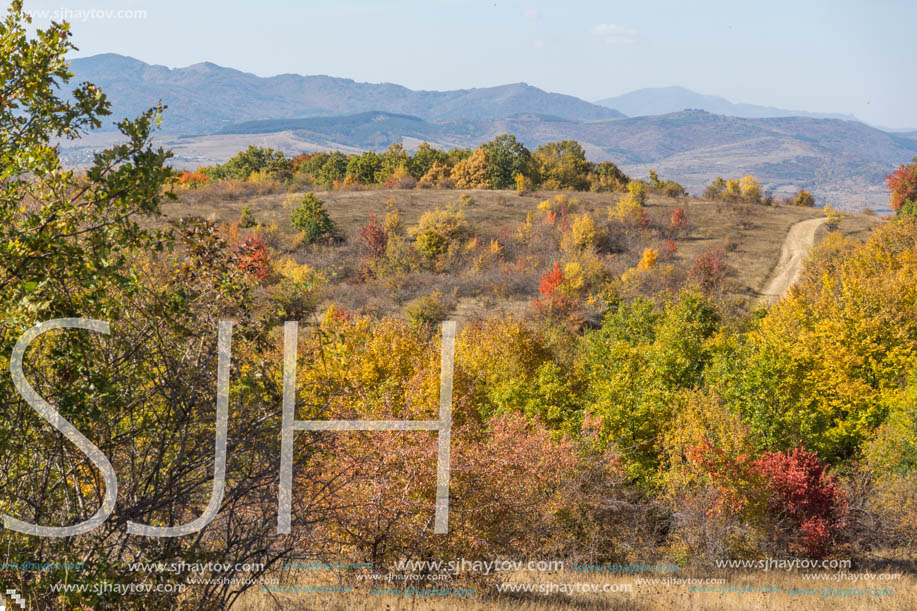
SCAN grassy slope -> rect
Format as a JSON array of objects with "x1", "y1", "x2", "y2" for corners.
[{"x1": 163, "y1": 188, "x2": 881, "y2": 325}]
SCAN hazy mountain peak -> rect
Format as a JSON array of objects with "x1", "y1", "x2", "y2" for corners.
[{"x1": 596, "y1": 86, "x2": 859, "y2": 122}]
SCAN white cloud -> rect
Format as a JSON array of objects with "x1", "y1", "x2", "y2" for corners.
[
  {"x1": 590, "y1": 23, "x2": 638, "y2": 45},
  {"x1": 523, "y1": 8, "x2": 539, "y2": 20},
  {"x1": 533, "y1": 40, "x2": 545, "y2": 49}
]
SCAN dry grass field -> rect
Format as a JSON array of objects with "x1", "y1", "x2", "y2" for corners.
[
  {"x1": 163, "y1": 187, "x2": 882, "y2": 326},
  {"x1": 234, "y1": 567, "x2": 914, "y2": 611}
]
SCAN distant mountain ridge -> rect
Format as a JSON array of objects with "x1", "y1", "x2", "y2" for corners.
[
  {"x1": 68, "y1": 54, "x2": 624, "y2": 133},
  {"x1": 60, "y1": 54, "x2": 917, "y2": 211},
  {"x1": 595, "y1": 86, "x2": 859, "y2": 122}
]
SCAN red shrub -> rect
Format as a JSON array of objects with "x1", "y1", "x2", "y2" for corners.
[
  {"x1": 534, "y1": 262, "x2": 567, "y2": 313},
  {"x1": 235, "y1": 234, "x2": 271, "y2": 281},
  {"x1": 689, "y1": 248, "x2": 727, "y2": 293},
  {"x1": 752, "y1": 448, "x2": 848, "y2": 557},
  {"x1": 177, "y1": 171, "x2": 210, "y2": 187},
  {"x1": 671, "y1": 207, "x2": 687, "y2": 229},
  {"x1": 359, "y1": 213, "x2": 388, "y2": 259}
]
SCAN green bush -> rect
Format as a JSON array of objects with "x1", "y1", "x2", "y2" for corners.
[{"x1": 290, "y1": 192, "x2": 335, "y2": 243}]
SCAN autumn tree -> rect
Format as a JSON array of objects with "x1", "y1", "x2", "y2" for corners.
[
  {"x1": 535, "y1": 140, "x2": 590, "y2": 190},
  {"x1": 452, "y1": 148, "x2": 492, "y2": 188},
  {"x1": 793, "y1": 189, "x2": 816, "y2": 207},
  {"x1": 886, "y1": 157, "x2": 917, "y2": 214}
]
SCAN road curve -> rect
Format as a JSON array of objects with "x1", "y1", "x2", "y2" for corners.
[{"x1": 759, "y1": 217, "x2": 827, "y2": 303}]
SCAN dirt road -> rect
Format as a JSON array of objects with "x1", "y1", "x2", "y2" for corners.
[{"x1": 759, "y1": 217, "x2": 827, "y2": 303}]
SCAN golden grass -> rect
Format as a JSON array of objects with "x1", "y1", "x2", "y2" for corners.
[{"x1": 234, "y1": 567, "x2": 914, "y2": 610}]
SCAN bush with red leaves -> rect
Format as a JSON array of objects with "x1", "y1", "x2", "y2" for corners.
[
  {"x1": 671, "y1": 207, "x2": 688, "y2": 229},
  {"x1": 752, "y1": 448, "x2": 848, "y2": 557},
  {"x1": 359, "y1": 213, "x2": 388, "y2": 259},
  {"x1": 534, "y1": 262, "x2": 569, "y2": 314},
  {"x1": 689, "y1": 248, "x2": 727, "y2": 294},
  {"x1": 235, "y1": 234, "x2": 271, "y2": 281}
]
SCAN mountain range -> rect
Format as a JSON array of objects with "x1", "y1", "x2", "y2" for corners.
[
  {"x1": 594, "y1": 86, "x2": 860, "y2": 122},
  {"x1": 61, "y1": 54, "x2": 917, "y2": 211},
  {"x1": 68, "y1": 54, "x2": 622, "y2": 133}
]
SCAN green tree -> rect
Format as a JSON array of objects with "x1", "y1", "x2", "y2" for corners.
[
  {"x1": 378, "y1": 142, "x2": 412, "y2": 182},
  {"x1": 345, "y1": 150, "x2": 383, "y2": 184},
  {"x1": 482, "y1": 134, "x2": 535, "y2": 190},
  {"x1": 291, "y1": 191, "x2": 335, "y2": 243},
  {"x1": 205, "y1": 145, "x2": 291, "y2": 181},
  {"x1": 410, "y1": 142, "x2": 448, "y2": 179}
]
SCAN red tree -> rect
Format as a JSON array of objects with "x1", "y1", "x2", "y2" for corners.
[{"x1": 886, "y1": 158, "x2": 917, "y2": 212}]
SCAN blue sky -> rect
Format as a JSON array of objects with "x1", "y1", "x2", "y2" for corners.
[{"x1": 23, "y1": 0, "x2": 917, "y2": 128}]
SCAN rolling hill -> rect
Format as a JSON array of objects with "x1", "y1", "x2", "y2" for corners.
[{"x1": 152, "y1": 110, "x2": 915, "y2": 210}]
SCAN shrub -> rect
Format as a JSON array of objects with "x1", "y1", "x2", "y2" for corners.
[
  {"x1": 418, "y1": 161, "x2": 455, "y2": 189},
  {"x1": 689, "y1": 248, "x2": 727, "y2": 294},
  {"x1": 382, "y1": 164, "x2": 417, "y2": 189},
  {"x1": 534, "y1": 262, "x2": 571, "y2": 315},
  {"x1": 205, "y1": 145, "x2": 292, "y2": 181},
  {"x1": 239, "y1": 205, "x2": 256, "y2": 228},
  {"x1": 589, "y1": 160, "x2": 630, "y2": 192},
  {"x1": 452, "y1": 148, "x2": 492, "y2": 188},
  {"x1": 648, "y1": 170, "x2": 686, "y2": 198},
  {"x1": 561, "y1": 212, "x2": 599, "y2": 252},
  {"x1": 610, "y1": 184, "x2": 645, "y2": 224},
  {"x1": 752, "y1": 448, "x2": 848, "y2": 557},
  {"x1": 403, "y1": 291, "x2": 451, "y2": 330},
  {"x1": 793, "y1": 190, "x2": 816, "y2": 207},
  {"x1": 359, "y1": 213, "x2": 388, "y2": 259},
  {"x1": 176, "y1": 171, "x2": 210, "y2": 188},
  {"x1": 824, "y1": 204, "x2": 842, "y2": 229},
  {"x1": 290, "y1": 192, "x2": 335, "y2": 244},
  {"x1": 739, "y1": 175, "x2": 762, "y2": 203},
  {"x1": 409, "y1": 206, "x2": 470, "y2": 260},
  {"x1": 235, "y1": 234, "x2": 271, "y2": 281},
  {"x1": 637, "y1": 248, "x2": 658, "y2": 271},
  {"x1": 705, "y1": 175, "x2": 762, "y2": 204},
  {"x1": 670, "y1": 207, "x2": 687, "y2": 229},
  {"x1": 515, "y1": 172, "x2": 534, "y2": 195}
]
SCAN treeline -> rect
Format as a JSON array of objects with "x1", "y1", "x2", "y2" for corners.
[
  {"x1": 184, "y1": 136, "x2": 655, "y2": 194},
  {"x1": 704, "y1": 175, "x2": 818, "y2": 207}
]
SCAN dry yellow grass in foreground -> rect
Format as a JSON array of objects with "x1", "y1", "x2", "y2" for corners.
[{"x1": 235, "y1": 568, "x2": 915, "y2": 610}]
